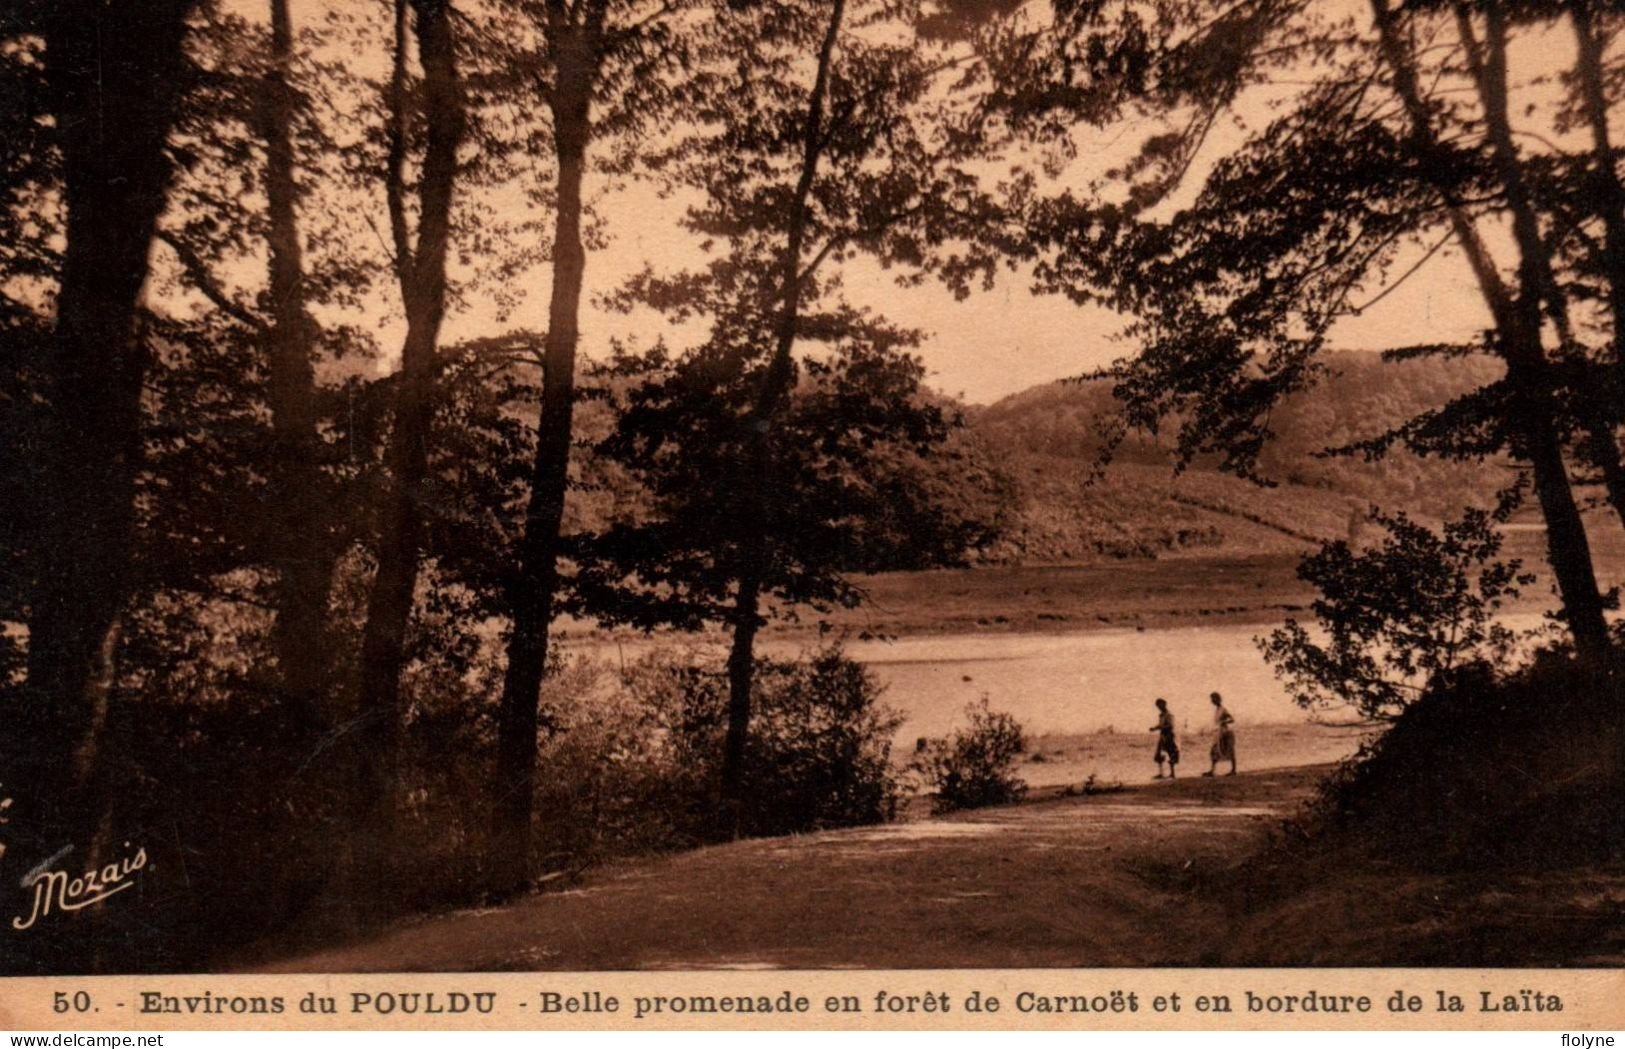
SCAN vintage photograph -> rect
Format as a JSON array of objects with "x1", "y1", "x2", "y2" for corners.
[{"x1": 1, "y1": 0, "x2": 1622, "y2": 980}]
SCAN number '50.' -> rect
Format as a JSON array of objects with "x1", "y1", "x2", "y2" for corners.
[{"x1": 54, "y1": 990, "x2": 92, "y2": 1013}]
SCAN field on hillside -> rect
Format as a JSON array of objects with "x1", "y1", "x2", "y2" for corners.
[{"x1": 976, "y1": 459, "x2": 1341, "y2": 564}]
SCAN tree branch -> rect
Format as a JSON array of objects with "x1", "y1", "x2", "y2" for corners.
[
  {"x1": 155, "y1": 230, "x2": 268, "y2": 333},
  {"x1": 1343, "y1": 227, "x2": 1455, "y2": 316}
]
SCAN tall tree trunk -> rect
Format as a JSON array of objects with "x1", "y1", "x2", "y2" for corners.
[
  {"x1": 255, "y1": 0, "x2": 351, "y2": 926},
  {"x1": 1453, "y1": 1, "x2": 1625, "y2": 536},
  {"x1": 12, "y1": 0, "x2": 195, "y2": 883},
  {"x1": 1567, "y1": 1, "x2": 1625, "y2": 522},
  {"x1": 352, "y1": 0, "x2": 465, "y2": 896},
  {"x1": 262, "y1": 0, "x2": 333, "y2": 747},
  {"x1": 1570, "y1": 1, "x2": 1625, "y2": 363},
  {"x1": 718, "y1": 0, "x2": 847, "y2": 821},
  {"x1": 491, "y1": 12, "x2": 599, "y2": 896},
  {"x1": 1369, "y1": 0, "x2": 1610, "y2": 658},
  {"x1": 1455, "y1": 2, "x2": 1613, "y2": 650}
]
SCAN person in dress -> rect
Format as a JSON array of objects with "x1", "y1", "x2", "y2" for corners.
[
  {"x1": 1150, "y1": 698, "x2": 1179, "y2": 779},
  {"x1": 1204, "y1": 691, "x2": 1237, "y2": 777}
]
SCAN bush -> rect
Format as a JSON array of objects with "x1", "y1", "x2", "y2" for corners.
[
  {"x1": 628, "y1": 642, "x2": 907, "y2": 839},
  {"x1": 1258, "y1": 495, "x2": 1532, "y2": 723},
  {"x1": 521, "y1": 641, "x2": 907, "y2": 872},
  {"x1": 530, "y1": 651, "x2": 711, "y2": 869},
  {"x1": 916, "y1": 697, "x2": 1028, "y2": 813},
  {"x1": 1297, "y1": 648, "x2": 1625, "y2": 869},
  {"x1": 737, "y1": 647, "x2": 907, "y2": 835}
]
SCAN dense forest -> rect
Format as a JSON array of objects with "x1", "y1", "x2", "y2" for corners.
[{"x1": 2, "y1": 0, "x2": 1623, "y2": 973}]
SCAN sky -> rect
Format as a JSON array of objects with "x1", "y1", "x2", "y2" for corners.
[
  {"x1": 211, "y1": 0, "x2": 1549, "y2": 406},
  {"x1": 429, "y1": 134, "x2": 1496, "y2": 409},
  {"x1": 417, "y1": 0, "x2": 1505, "y2": 406}
]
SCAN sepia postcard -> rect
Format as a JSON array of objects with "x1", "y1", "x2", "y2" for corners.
[{"x1": 1, "y1": 0, "x2": 1622, "y2": 1033}]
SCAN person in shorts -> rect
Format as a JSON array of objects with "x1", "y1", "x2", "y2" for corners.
[
  {"x1": 1150, "y1": 698, "x2": 1179, "y2": 779},
  {"x1": 1204, "y1": 691, "x2": 1237, "y2": 776}
]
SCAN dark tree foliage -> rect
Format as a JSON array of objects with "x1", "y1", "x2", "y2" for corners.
[
  {"x1": 1000, "y1": 0, "x2": 1624, "y2": 657},
  {"x1": 0, "y1": 22, "x2": 55, "y2": 693},
  {"x1": 1259, "y1": 492, "x2": 1535, "y2": 723},
  {"x1": 0, "y1": 1, "x2": 200, "y2": 950},
  {"x1": 576, "y1": 317, "x2": 992, "y2": 632}
]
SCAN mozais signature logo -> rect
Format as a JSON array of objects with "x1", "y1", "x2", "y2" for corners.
[{"x1": 11, "y1": 841, "x2": 148, "y2": 932}]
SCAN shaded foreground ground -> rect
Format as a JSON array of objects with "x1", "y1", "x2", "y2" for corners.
[{"x1": 255, "y1": 764, "x2": 1623, "y2": 972}]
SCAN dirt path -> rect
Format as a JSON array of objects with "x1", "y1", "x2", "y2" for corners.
[{"x1": 259, "y1": 767, "x2": 1323, "y2": 973}]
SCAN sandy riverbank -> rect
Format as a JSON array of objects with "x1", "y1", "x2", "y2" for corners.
[{"x1": 1014, "y1": 721, "x2": 1373, "y2": 791}]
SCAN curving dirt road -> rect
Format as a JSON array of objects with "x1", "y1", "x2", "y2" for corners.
[{"x1": 258, "y1": 767, "x2": 1320, "y2": 972}]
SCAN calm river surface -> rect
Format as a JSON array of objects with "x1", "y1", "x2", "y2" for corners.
[
  {"x1": 764, "y1": 623, "x2": 1302, "y2": 741},
  {"x1": 569, "y1": 613, "x2": 1553, "y2": 744},
  {"x1": 569, "y1": 621, "x2": 1340, "y2": 742}
]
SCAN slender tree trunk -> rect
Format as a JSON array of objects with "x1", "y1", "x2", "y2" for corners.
[
  {"x1": 719, "y1": 568, "x2": 763, "y2": 822},
  {"x1": 66, "y1": 614, "x2": 123, "y2": 972},
  {"x1": 1369, "y1": 0, "x2": 1610, "y2": 657},
  {"x1": 1570, "y1": 1, "x2": 1625, "y2": 363},
  {"x1": 1501, "y1": 335, "x2": 1612, "y2": 654},
  {"x1": 258, "y1": 3, "x2": 346, "y2": 927},
  {"x1": 1451, "y1": 0, "x2": 1625, "y2": 536},
  {"x1": 717, "y1": 0, "x2": 847, "y2": 819},
  {"x1": 1566, "y1": 2, "x2": 1625, "y2": 525},
  {"x1": 491, "y1": 16, "x2": 598, "y2": 896},
  {"x1": 262, "y1": 0, "x2": 333, "y2": 746},
  {"x1": 1455, "y1": 2, "x2": 1613, "y2": 651},
  {"x1": 12, "y1": 0, "x2": 195, "y2": 882},
  {"x1": 352, "y1": 0, "x2": 465, "y2": 895}
]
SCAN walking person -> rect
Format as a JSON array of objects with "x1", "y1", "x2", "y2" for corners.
[
  {"x1": 1150, "y1": 698, "x2": 1179, "y2": 779},
  {"x1": 1204, "y1": 691, "x2": 1237, "y2": 777}
]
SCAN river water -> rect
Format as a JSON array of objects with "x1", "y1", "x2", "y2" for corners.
[
  {"x1": 572, "y1": 612, "x2": 1555, "y2": 745},
  {"x1": 762, "y1": 623, "x2": 1304, "y2": 742}
]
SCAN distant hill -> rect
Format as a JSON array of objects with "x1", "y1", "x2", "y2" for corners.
[
  {"x1": 558, "y1": 350, "x2": 1526, "y2": 569},
  {"x1": 965, "y1": 350, "x2": 1513, "y2": 564}
]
